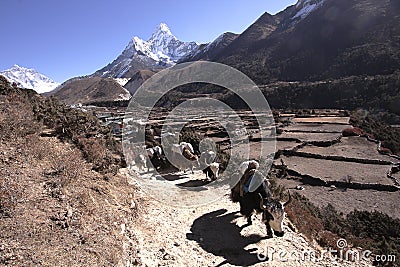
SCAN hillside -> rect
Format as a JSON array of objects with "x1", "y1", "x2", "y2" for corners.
[
  {"x1": 178, "y1": 32, "x2": 239, "y2": 62},
  {"x1": 0, "y1": 76, "x2": 140, "y2": 265},
  {"x1": 211, "y1": 0, "x2": 400, "y2": 82},
  {"x1": 51, "y1": 77, "x2": 131, "y2": 105},
  {"x1": 124, "y1": 70, "x2": 156, "y2": 95}
]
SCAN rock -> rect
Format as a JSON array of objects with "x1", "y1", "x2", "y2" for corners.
[
  {"x1": 66, "y1": 206, "x2": 73, "y2": 217},
  {"x1": 295, "y1": 185, "x2": 304, "y2": 190},
  {"x1": 130, "y1": 200, "x2": 136, "y2": 209},
  {"x1": 342, "y1": 127, "x2": 363, "y2": 137}
]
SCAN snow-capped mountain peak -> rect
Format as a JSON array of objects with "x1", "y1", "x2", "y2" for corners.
[
  {"x1": 292, "y1": 0, "x2": 326, "y2": 21},
  {"x1": 96, "y1": 23, "x2": 200, "y2": 78},
  {"x1": 151, "y1": 23, "x2": 174, "y2": 38},
  {"x1": 0, "y1": 65, "x2": 60, "y2": 94},
  {"x1": 146, "y1": 23, "x2": 199, "y2": 63}
]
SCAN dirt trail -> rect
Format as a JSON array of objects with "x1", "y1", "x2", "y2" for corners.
[{"x1": 126, "y1": 170, "x2": 372, "y2": 267}]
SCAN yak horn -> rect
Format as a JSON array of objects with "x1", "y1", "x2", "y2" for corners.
[{"x1": 283, "y1": 191, "x2": 292, "y2": 207}]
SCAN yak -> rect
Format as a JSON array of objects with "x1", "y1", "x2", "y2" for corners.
[{"x1": 231, "y1": 168, "x2": 291, "y2": 238}]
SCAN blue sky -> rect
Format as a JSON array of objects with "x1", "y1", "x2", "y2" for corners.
[{"x1": 0, "y1": 0, "x2": 297, "y2": 83}]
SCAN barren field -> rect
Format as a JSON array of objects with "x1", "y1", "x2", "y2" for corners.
[
  {"x1": 297, "y1": 136, "x2": 399, "y2": 163},
  {"x1": 292, "y1": 117, "x2": 350, "y2": 124},
  {"x1": 280, "y1": 156, "x2": 393, "y2": 185},
  {"x1": 278, "y1": 132, "x2": 342, "y2": 142},
  {"x1": 276, "y1": 141, "x2": 301, "y2": 151},
  {"x1": 277, "y1": 178, "x2": 400, "y2": 219},
  {"x1": 284, "y1": 123, "x2": 351, "y2": 133},
  {"x1": 270, "y1": 112, "x2": 400, "y2": 225}
]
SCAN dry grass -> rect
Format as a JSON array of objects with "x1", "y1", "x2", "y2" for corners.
[
  {"x1": 48, "y1": 148, "x2": 84, "y2": 186},
  {"x1": 0, "y1": 78, "x2": 140, "y2": 266},
  {"x1": 0, "y1": 136, "x2": 140, "y2": 266},
  {"x1": 0, "y1": 95, "x2": 41, "y2": 141}
]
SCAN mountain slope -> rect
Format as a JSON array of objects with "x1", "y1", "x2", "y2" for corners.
[
  {"x1": 179, "y1": 32, "x2": 239, "y2": 62},
  {"x1": 52, "y1": 77, "x2": 131, "y2": 105},
  {"x1": 124, "y1": 70, "x2": 156, "y2": 95},
  {"x1": 0, "y1": 65, "x2": 59, "y2": 94},
  {"x1": 188, "y1": 0, "x2": 400, "y2": 83},
  {"x1": 0, "y1": 76, "x2": 138, "y2": 266}
]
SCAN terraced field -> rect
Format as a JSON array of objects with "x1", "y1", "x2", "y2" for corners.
[
  {"x1": 274, "y1": 112, "x2": 400, "y2": 218},
  {"x1": 126, "y1": 108, "x2": 400, "y2": 219}
]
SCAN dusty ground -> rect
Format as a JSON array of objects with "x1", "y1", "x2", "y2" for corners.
[
  {"x1": 279, "y1": 178, "x2": 400, "y2": 219},
  {"x1": 280, "y1": 155, "x2": 393, "y2": 185},
  {"x1": 127, "y1": 170, "x2": 372, "y2": 267},
  {"x1": 297, "y1": 136, "x2": 399, "y2": 163},
  {"x1": 278, "y1": 132, "x2": 342, "y2": 142},
  {"x1": 292, "y1": 117, "x2": 350, "y2": 124}
]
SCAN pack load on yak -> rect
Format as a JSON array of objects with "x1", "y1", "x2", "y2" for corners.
[{"x1": 230, "y1": 160, "x2": 291, "y2": 238}]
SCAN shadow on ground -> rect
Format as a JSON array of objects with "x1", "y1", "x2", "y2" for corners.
[
  {"x1": 160, "y1": 172, "x2": 211, "y2": 187},
  {"x1": 186, "y1": 209, "x2": 268, "y2": 266}
]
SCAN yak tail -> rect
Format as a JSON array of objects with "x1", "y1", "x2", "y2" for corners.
[{"x1": 230, "y1": 183, "x2": 241, "y2": 203}]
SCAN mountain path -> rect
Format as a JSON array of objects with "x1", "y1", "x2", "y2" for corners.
[{"x1": 124, "y1": 169, "x2": 372, "y2": 267}]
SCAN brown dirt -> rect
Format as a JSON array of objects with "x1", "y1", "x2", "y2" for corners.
[
  {"x1": 292, "y1": 117, "x2": 350, "y2": 124},
  {"x1": 128, "y1": 171, "x2": 372, "y2": 266},
  {"x1": 284, "y1": 123, "x2": 351, "y2": 133},
  {"x1": 276, "y1": 141, "x2": 302, "y2": 151},
  {"x1": 280, "y1": 155, "x2": 393, "y2": 185},
  {"x1": 297, "y1": 136, "x2": 399, "y2": 163},
  {"x1": 278, "y1": 178, "x2": 400, "y2": 219},
  {"x1": 279, "y1": 132, "x2": 342, "y2": 142}
]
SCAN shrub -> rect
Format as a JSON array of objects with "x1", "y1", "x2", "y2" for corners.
[
  {"x1": 285, "y1": 192, "x2": 325, "y2": 241},
  {"x1": 286, "y1": 193, "x2": 400, "y2": 266},
  {"x1": 22, "y1": 134, "x2": 48, "y2": 161},
  {"x1": 77, "y1": 137, "x2": 119, "y2": 173},
  {"x1": 0, "y1": 95, "x2": 41, "y2": 141},
  {"x1": 342, "y1": 127, "x2": 363, "y2": 137},
  {"x1": 351, "y1": 110, "x2": 400, "y2": 154},
  {"x1": 48, "y1": 149, "x2": 84, "y2": 186}
]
